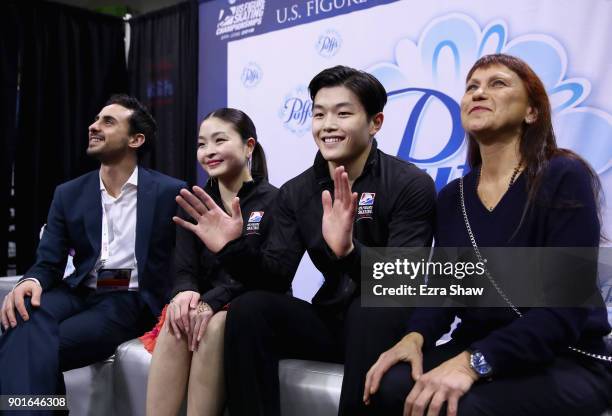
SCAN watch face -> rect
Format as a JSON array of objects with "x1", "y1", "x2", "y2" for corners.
[{"x1": 471, "y1": 351, "x2": 492, "y2": 377}]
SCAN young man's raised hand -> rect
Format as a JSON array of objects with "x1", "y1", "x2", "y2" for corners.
[{"x1": 322, "y1": 166, "x2": 358, "y2": 258}]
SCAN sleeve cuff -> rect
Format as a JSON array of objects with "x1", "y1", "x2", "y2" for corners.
[
  {"x1": 469, "y1": 340, "x2": 502, "y2": 375},
  {"x1": 405, "y1": 323, "x2": 437, "y2": 349},
  {"x1": 216, "y1": 235, "x2": 248, "y2": 262},
  {"x1": 404, "y1": 308, "x2": 454, "y2": 349},
  {"x1": 324, "y1": 239, "x2": 363, "y2": 281},
  {"x1": 15, "y1": 278, "x2": 42, "y2": 290},
  {"x1": 170, "y1": 281, "x2": 200, "y2": 299},
  {"x1": 201, "y1": 297, "x2": 225, "y2": 314}
]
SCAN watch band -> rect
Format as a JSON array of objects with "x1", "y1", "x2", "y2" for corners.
[{"x1": 469, "y1": 349, "x2": 493, "y2": 378}]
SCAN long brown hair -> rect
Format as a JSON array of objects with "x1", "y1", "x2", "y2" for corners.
[{"x1": 465, "y1": 54, "x2": 602, "y2": 234}]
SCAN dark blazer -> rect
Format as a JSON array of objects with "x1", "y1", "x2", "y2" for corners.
[{"x1": 21, "y1": 167, "x2": 186, "y2": 315}]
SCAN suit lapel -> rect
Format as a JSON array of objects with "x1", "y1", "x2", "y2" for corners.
[
  {"x1": 136, "y1": 167, "x2": 157, "y2": 279},
  {"x1": 84, "y1": 172, "x2": 102, "y2": 256}
]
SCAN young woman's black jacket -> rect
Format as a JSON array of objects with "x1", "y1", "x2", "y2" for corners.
[{"x1": 170, "y1": 177, "x2": 278, "y2": 312}]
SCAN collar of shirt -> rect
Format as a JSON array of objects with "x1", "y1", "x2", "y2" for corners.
[
  {"x1": 99, "y1": 165, "x2": 139, "y2": 197},
  {"x1": 204, "y1": 175, "x2": 263, "y2": 212},
  {"x1": 313, "y1": 138, "x2": 380, "y2": 188}
]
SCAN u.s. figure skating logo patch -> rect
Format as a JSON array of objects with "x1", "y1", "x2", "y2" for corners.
[
  {"x1": 246, "y1": 211, "x2": 264, "y2": 234},
  {"x1": 357, "y1": 193, "x2": 375, "y2": 220}
]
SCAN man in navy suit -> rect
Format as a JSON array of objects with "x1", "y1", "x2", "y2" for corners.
[{"x1": 0, "y1": 95, "x2": 185, "y2": 404}]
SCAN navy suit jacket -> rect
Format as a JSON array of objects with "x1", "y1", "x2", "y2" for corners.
[{"x1": 21, "y1": 167, "x2": 186, "y2": 316}]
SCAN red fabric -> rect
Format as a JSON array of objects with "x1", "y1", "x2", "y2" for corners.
[{"x1": 139, "y1": 304, "x2": 168, "y2": 354}]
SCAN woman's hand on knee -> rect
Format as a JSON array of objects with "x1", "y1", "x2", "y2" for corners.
[
  {"x1": 189, "y1": 302, "x2": 213, "y2": 352},
  {"x1": 403, "y1": 351, "x2": 477, "y2": 416},
  {"x1": 364, "y1": 332, "x2": 425, "y2": 405},
  {"x1": 166, "y1": 291, "x2": 200, "y2": 339}
]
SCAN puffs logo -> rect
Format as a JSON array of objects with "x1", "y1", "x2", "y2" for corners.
[
  {"x1": 278, "y1": 85, "x2": 313, "y2": 136},
  {"x1": 241, "y1": 62, "x2": 262, "y2": 88},
  {"x1": 368, "y1": 13, "x2": 612, "y2": 191},
  {"x1": 316, "y1": 29, "x2": 342, "y2": 58}
]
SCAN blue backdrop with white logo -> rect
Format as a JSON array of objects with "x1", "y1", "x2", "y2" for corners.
[{"x1": 198, "y1": 0, "x2": 612, "y2": 313}]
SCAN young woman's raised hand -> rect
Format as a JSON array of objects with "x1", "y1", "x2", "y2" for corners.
[{"x1": 173, "y1": 186, "x2": 243, "y2": 253}]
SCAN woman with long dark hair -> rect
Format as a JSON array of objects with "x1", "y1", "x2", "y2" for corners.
[
  {"x1": 143, "y1": 108, "x2": 277, "y2": 416},
  {"x1": 363, "y1": 54, "x2": 611, "y2": 415}
]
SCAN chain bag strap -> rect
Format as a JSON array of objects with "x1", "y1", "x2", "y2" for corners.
[{"x1": 459, "y1": 177, "x2": 612, "y2": 363}]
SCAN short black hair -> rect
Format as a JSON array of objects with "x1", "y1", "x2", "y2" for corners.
[
  {"x1": 105, "y1": 94, "x2": 156, "y2": 156},
  {"x1": 308, "y1": 65, "x2": 387, "y2": 118}
]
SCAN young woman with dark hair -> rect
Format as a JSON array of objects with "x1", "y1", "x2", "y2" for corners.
[
  {"x1": 363, "y1": 54, "x2": 611, "y2": 416},
  {"x1": 143, "y1": 108, "x2": 278, "y2": 416}
]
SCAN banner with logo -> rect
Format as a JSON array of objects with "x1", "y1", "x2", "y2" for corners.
[{"x1": 198, "y1": 0, "x2": 612, "y2": 305}]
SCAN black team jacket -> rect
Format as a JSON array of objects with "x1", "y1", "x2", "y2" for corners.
[
  {"x1": 216, "y1": 139, "x2": 436, "y2": 316},
  {"x1": 171, "y1": 177, "x2": 278, "y2": 313}
]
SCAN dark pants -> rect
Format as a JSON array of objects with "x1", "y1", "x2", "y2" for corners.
[
  {"x1": 224, "y1": 291, "x2": 413, "y2": 416},
  {"x1": 0, "y1": 283, "x2": 155, "y2": 415},
  {"x1": 369, "y1": 339, "x2": 612, "y2": 416}
]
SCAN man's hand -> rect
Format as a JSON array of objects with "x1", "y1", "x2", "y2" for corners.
[
  {"x1": 173, "y1": 186, "x2": 243, "y2": 254},
  {"x1": 403, "y1": 351, "x2": 478, "y2": 416},
  {"x1": 187, "y1": 302, "x2": 214, "y2": 351},
  {"x1": 1, "y1": 280, "x2": 42, "y2": 330},
  {"x1": 364, "y1": 332, "x2": 425, "y2": 405},
  {"x1": 165, "y1": 290, "x2": 200, "y2": 339},
  {"x1": 322, "y1": 166, "x2": 358, "y2": 258}
]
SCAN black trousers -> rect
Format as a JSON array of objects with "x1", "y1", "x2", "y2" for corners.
[
  {"x1": 0, "y1": 283, "x2": 155, "y2": 416},
  {"x1": 224, "y1": 291, "x2": 413, "y2": 416},
  {"x1": 368, "y1": 339, "x2": 612, "y2": 416}
]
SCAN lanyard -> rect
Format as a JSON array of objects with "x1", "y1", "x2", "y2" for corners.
[{"x1": 100, "y1": 199, "x2": 111, "y2": 266}]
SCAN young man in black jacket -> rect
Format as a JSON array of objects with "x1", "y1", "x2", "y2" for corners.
[{"x1": 176, "y1": 66, "x2": 436, "y2": 415}]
